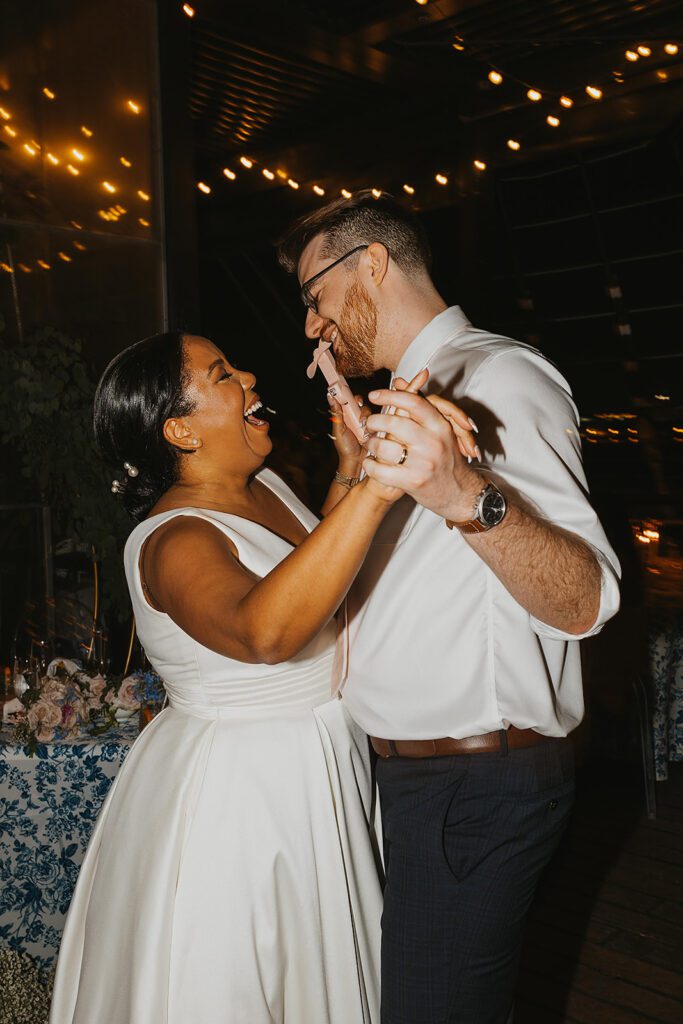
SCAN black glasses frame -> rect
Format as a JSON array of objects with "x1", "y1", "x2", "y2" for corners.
[{"x1": 300, "y1": 244, "x2": 369, "y2": 314}]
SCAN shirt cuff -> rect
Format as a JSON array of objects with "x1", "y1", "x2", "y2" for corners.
[{"x1": 529, "y1": 546, "x2": 621, "y2": 642}]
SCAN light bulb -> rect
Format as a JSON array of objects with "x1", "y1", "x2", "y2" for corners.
[
  {"x1": 313, "y1": 185, "x2": 325, "y2": 196},
  {"x1": 3, "y1": 125, "x2": 16, "y2": 137},
  {"x1": 546, "y1": 115, "x2": 560, "y2": 127},
  {"x1": 58, "y1": 251, "x2": 72, "y2": 262},
  {"x1": 47, "y1": 152, "x2": 59, "y2": 165},
  {"x1": 625, "y1": 50, "x2": 639, "y2": 61},
  {"x1": 80, "y1": 126, "x2": 93, "y2": 137},
  {"x1": 240, "y1": 156, "x2": 253, "y2": 168},
  {"x1": 42, "y1": 87, "x2": 56, "y2": 100},
  {"x1": 120, "y1": 157, "x2": 132, "y2": 167},
  {"x1": 0, "y1": 107, "x2": 10, "y2": 120},
  {"x1": 139, "y1": 218, "x2": 150, "y2": 227},
  {"x1": 665, "y1": 43, "x2": 679, "y2": 55},
  {"x1": 127, "y1": 100, "x2": 141, "y2": 114},
  {"x1": 223, "y1": 168, "x2": 236, "y2": 180},
  {"x1": 23, "y1": 143, "x2": 37, "y2": 156},
  {"x1": 507, "y1": 139, "x2": 521, "y2": 151},
  {"x1": 197, "y1": 182, "x2": 211, "y2": 194},
  {"x1": 473, "y1": 160, "x2": 486, "y2": 171},
  {"x1": 637, "y1": 45, "x2": 651, "y2": 57},
  {"x1": 527, "y1": 88, "x2": 542, "y2": 101},
  {"x1": 183, "y1": 3, "x2": 195, "y2": 15},
  {"x1": 137, "y1": 190, "x2": 150, "y2": 201},
  {"x1": 488, "y1": 70, "x2": 503, "y2": 85},
  {"x1": 262, "y1": 168, "x2": 275, "y2": 180},
  {"x1": 287, "y1": 178, "x2": 299, "y2": 189},
  {"x1": 71, "y1": 148, "x2": 85, "y2": 162},
  {"x1": 102, "y1": 181, "x2": 116, "y2": 193},
  {"x1": 559, "y1": 95, "x2": 573, "y2": 108},
  {"x1": 403, "y1": 184, "x2": 415, "y2": 194},
  {"x1": 435, "y1": 173, "x2": 448, "y2": 185},
  {"x1": 341, "y1": 189, "x2": 352, "y2": 199},
  {"x1": 585, "y1": 85, "x2": 602, "y2": 100},
  {"x1": 371, "y1": 188, "x2": 382, "y2": 198}
]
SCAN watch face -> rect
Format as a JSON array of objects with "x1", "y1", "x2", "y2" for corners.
[{"x1": 480, "y1": 487, "x2": 506, "y2": 526}]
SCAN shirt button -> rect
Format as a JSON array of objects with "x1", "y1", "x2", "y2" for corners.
[{"x1": 548, "y1": 799, "x2": 559, "y2": 811}]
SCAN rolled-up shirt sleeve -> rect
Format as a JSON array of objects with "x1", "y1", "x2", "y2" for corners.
[{"x1": 462, "y1": 345, "x2": 621, "y2": 640}]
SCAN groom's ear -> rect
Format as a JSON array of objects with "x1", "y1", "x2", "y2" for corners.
[{"x1": 365, "y1": 242, "x2": 390, "y2": 288}]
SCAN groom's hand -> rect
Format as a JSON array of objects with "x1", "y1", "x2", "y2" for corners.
[{"x1": 363, "y1": 384, "x2": 484, "y2": 521}]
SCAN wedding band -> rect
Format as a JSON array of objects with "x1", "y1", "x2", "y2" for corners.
[{"x1": 397, "y1": 447, "x2": 408, "y2": 465}]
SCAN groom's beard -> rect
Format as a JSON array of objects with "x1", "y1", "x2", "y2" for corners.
[{"x1": 334, "y1": 279, "x2": 378, "y2": 378}]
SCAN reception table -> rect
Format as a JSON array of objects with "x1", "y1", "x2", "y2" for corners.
[{"x1": 0, "y1": 719, "x2": 137, "y2": 970}]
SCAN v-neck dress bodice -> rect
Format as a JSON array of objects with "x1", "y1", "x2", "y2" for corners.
[{"x1": 49, "y1": 469, "x2": 381, "y2": 1024}]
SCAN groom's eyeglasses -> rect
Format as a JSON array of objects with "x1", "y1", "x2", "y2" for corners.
[{"x1": 300, "y1": 245, "x2": 369, "y2": 315}]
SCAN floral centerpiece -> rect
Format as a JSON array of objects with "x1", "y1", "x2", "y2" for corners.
[{"x1": 11, "y1": 662, "x2": 165, "y2": 755}]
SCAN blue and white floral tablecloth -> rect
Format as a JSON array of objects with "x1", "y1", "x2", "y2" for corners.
[
  {"x1": 648, "y1": 610, "x2": 683, "y2": 781},
  {"x1": 0, "y1": 721, "x2": 137, "y2": 969}
]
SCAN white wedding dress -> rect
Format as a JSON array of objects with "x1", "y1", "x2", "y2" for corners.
[{"x1": 50, "y1": 469, "x2": 382, "y2": 1024}]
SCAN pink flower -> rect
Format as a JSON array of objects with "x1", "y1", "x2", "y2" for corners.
[
  {"x1": 114, "y1": 676, "x2": 140, "y2": 711},
  {"x1": 27, "y1": 699, "x2": 62, "y2": 743},
  {"x1": 88, "y1": 674, "x2": 107, "y2": 698}
]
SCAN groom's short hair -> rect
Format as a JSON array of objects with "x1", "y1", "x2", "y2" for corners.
[{"x1": 277, "y1": 190, "x2": 432, "y2": 278}]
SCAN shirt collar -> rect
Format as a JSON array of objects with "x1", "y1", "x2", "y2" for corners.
[{"x1": 394, "y1": 305, "x2": 471, "y2": 384}]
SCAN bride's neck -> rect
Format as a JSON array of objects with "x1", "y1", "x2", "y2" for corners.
[{"x1": 166, "y1": 470, "x2": 261, "y2": 511}]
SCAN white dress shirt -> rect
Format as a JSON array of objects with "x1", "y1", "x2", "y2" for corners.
[{"x1": 340, "y1": 306, "x2": 621, "y2": 740}]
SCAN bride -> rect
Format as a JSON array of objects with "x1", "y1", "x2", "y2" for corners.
[{"x1": 49, "y1": 330, "x2": 474, "y2": 1024}]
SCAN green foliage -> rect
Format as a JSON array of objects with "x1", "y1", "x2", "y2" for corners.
[{"x1": 0, "y1": 323, "x2": 131, "y2": 621}]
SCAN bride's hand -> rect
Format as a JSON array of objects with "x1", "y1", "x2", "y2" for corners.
[{"x1": 328, "y1": 393, "x2": 369, "y2": 470}]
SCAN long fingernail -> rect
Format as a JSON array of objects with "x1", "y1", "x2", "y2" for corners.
[
  {"x1": 468, "y1": 417, "x2": 479, "y2": 433},
  {"x1": 475, "y1": 445, "x2": 482, "y2": 462},
  {"x1": 467, "y1": 455, "x2": 472, "y2": 464}
]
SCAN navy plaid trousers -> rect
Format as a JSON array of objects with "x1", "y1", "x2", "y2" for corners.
[{"x1": 376, "y1": 737, "x2": 575, "y2": 1024}]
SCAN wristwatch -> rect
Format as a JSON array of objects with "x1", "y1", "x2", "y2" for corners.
[{"x1": 445, "y1": 482, "x2": 507, "y2": 534}]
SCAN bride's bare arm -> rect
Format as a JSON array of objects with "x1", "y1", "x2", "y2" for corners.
[{"x1": 142, "y1": 479, "x2": 394, "y2": 665}]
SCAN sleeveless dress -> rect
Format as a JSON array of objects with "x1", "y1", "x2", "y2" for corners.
[{"x1": 49, "y1": 469, "x2": 382, "y2": 1024}]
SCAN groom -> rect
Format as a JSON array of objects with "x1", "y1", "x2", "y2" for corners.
[{"x1": 278, "y1": 192, "x2": 620, "y2": 1024}]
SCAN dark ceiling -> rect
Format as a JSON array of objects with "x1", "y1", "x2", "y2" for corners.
[{"x1": 188, "y1": 0, "x2": 683, "y2": 227}]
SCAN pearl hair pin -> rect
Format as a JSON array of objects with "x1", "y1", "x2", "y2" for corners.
[{"x1": 123, "y1": 461, "x2": 139, "y2": 477}]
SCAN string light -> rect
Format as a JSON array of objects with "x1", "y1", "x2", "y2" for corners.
[
  {"x1": 240, "y1": 156, "x2": 253, "y2": 168},
  {"x1": 657, "y1": 70, "x2": 669, "y2": 81},
  {"x1": 46, "y1": 152, "x2": 59, "y2": 165},
  {"x1": 120, "y1": 156, "x2": 132, "y2": 167},
  {"x1": 80, "y1": 126, "x2": 93, "y2": 137},
  {"x1": 585, "y1": 85, "x2": 602, "y2": 100},
  {"x1": 126, "y1": 100, "x2": 141, "y2": 114},
  {"x1": 71, "y1": 148, "x2": 85, "y2": 162},
  {"x1": 102, "y1": 181, "x2": 116, "y2": 193},
  {"x1": 625, "y1": 50, "x2": 639, "y2": 61},
  {"x1": 18, "y1": 264, "x2": 32, "y2": 273},
  {"x1": 559, "y1": 96, "x2": 573, "y2": 108},
  {"x1": 452, "y1": 39, "x2": 465, "y2": 51},
  {"x1": 488, "y1": 70, "x2": 503, "y2": 85},
  {"x1": 403, "y1": 183, "x2": 415, "y2": 194},
  {"x1": 114, "y1": 205, "x2": 127, "y2": 214},
  {"x1": 313, "y1": 184, "x2": 325, "y2": 196},
  {"x1": 197, "y1": 182, "x2": 211, "y2": 193},
  {"x1": 182, "y1": 3, "x2": 195, "y2": 16},
  {"x1": 276, "y1": 169, "x2": 287, "y2": 180},
  {"x1": 0, "y1": 107, "x2": 10, "y2": 120},
  {"x1": 636, "y1": 45, "x2": 651, "y2": 57},
  {"x1": 37, "y1": 260, "x2": 50, "y2": 270},
  {"x1": 527, "y1": 88, "x2": 542, "y2": 101},
  {"x1": 23, "y1": 143, "x2": 37, "y2": 156},
  {"x1": 371, "y1": 188, "x2": 382, "y2": 198},
  {"x1": 415, "y1": 0, "x2": 429, "y2": 5},
  {"x1": 58, "y1": 251, "x2": 72, "y2": 262},
  {"x1": 341, "y1": 189, "x2": 352, "y2": 199},
  {"x1": 262, "y1": 168, "x2": 275, "y2": 180},
  {"x1": 507, "y1": 138, "x2": 521, "y2": 151},
  {"x1": 435, "y1": 173, "x2": 448, "y2": 185},
  {"x1": 287, "y1": 178, "x2": 299, "y2": 189},
  {"x1": 223, "y1": 167, "x2": 236, "y2": 180},
  {"x1": 546, "y1": 115, "x2": 560, "y2": 127},
  {"x1": 73, "y1": 241, "x2": 87, "y2": 250},
  {"x1": 139, "y1": 218, "x2": 150, "y2": 227},
  {"x1": 42, "y1": 87, "x2": 56, "y2": 100},
  {"x1": 71, "y1": 222, "x2": 83, "y2": 230},
  {"x1": 137, "y1": 190, "x2": 150, "y2": 201},
  {"x1": 473, "y1": 160, "x2": 486, "y2": 171},
  {"x1": 665, "y1": 43, "x2": 679, "y2": 55},
  {"x1": 0, "y1": 262, "x2": 13, "y2": 273},
  {"x1": 4, "y1": 125, "x2": 16, "y2": 137}
]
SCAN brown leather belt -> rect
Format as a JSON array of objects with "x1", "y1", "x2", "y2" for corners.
[{"x1": 371, "y1": 727, "x2": 549, "y2": 759}]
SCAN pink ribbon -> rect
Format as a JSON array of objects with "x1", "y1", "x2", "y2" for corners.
[{"x1": 306, "y1": 339, "x2": 332, "y2": 379}]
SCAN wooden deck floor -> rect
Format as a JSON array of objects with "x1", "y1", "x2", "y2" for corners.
[{"x1": 515, "y1": 761, "x2": 683, "y2": 1023}]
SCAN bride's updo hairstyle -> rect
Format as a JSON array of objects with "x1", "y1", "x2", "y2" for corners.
[{"x1": 94, "y1": 331, "x2": 196, "y2": 522}]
